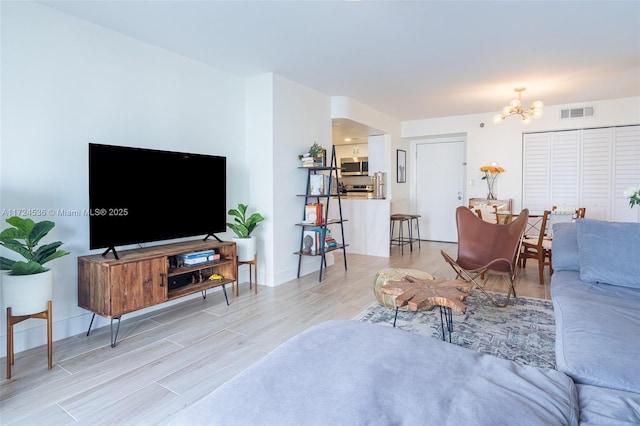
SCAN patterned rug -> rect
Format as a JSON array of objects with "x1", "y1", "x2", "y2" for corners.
[{"x1": 352, "y1": 291, "x2": 556, "y2": 370}]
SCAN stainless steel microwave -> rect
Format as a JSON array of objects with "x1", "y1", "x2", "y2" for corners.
[{"x1": 341, "y1": 157, "x2": 368, "y2": 176}]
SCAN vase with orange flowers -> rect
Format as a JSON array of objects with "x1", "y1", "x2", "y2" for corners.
[{"x1": 480, "y1": 165, "x2": 505, "y2": 200}]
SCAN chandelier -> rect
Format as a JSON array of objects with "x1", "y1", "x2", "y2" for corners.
[{"x1": 494, "y1": 87, "x2": 543, "y2": 123}]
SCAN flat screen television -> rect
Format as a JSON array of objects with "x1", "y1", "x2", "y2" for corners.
[{"x1": 89, "y1": 143, "x2": 226, "y2": 257}]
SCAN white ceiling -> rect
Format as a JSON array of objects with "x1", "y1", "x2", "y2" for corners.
[{"x1": 40, "y1": 0, "x2": 640, "y2": 126}]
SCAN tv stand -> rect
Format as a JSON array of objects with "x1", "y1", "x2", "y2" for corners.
[
  {"x1": 101, "y1": 246, "x2": 120, "y2": 260},
  {"x1": 78, "y1": 239, "x2": 237, "y2": 347}
]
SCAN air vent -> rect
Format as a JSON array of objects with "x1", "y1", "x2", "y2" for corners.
[{"x1": 560, "y1": 106, "x2": 595, "y2": 119}]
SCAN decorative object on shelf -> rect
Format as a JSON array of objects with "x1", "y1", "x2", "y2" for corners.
[
  {"x1": 480, "y1": 165, "x2": 505, "y2": 200},
  {"x1": 624, "y1": 186, "x2": 640, "y2": 208},
  {"x1": 1, "y1": 216, "x2": 69, "y2": 316},
  {"x1": 227, "y1": 203, "x2": 264, "y2": 262},
  {"x1": 397, "y1": 149, "x2": 406, "y2": 183},
  {"x1": 308, "y1": 141, "x2": 325, "y2": 158},
  {"x1": 494, "y1": 87, "x2": 543, "y2": 123},
  {"x1": 299, "y1": 142, "x2": 326, "y2": 167}
]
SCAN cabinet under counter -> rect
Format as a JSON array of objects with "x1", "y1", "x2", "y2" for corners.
[{"x1": 328, "y1": 198, "x2": 390, "y2": 257}]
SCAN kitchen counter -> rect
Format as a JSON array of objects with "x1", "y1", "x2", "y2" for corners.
[
  {"x1": 332, "y1": 194, "x2": 381, "y2": 199},
  {"x1": 328, "y1": 197, "x2": 390, "y2": 257}
]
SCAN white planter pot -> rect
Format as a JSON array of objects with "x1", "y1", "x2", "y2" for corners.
[
  {"x1": 234, "y1": 236, "x2": 256, "y2": 262},
  {"x1": 1, "y1": 269, "x2": 53, "y2": 316}
]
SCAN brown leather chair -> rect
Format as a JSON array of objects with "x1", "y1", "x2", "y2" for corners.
[{"x1": 441, "y1": 206, "x2": 529, "y2": 307}]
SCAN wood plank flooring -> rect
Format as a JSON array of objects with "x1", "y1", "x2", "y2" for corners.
[{"x1": 0, "y1": 241, "x2": 552, "y2": 425}]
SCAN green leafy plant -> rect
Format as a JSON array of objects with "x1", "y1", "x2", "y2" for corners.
[
  {"x1": 226, "y1": 204, "x2": 265, "y2": 238},
  {"x1": 0, "y1": 216, "x2": 70, "y2": 275},
  {"x1": 308, "y1": 142, "x2": 325, "y2": 158}
]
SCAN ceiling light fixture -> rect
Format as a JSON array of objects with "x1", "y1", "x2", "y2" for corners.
[{"x1": 494, "y1": 87, "x2": 543, "y2": 123}]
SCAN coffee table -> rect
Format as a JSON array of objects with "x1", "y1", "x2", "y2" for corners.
[{"x1": 380, "y1": 275, "x2": 473, "y2": 342}]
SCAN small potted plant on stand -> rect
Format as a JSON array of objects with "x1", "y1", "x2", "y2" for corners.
[
  {"x1": 0, "y1": 216, "x2": 70, "y2": 316},
  {"x1": 226, "y1": 204, "x2": 265, "y2": 262}
]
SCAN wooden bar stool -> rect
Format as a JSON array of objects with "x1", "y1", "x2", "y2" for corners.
[
  {"x1": 408, "y1": 214, "x2": 421, "y2": 249},
  {"x1": 390, "y1": 214, "x2": 414, "y2": 255},
  {"x1": 6, "y1": 300, "x2": 53, "y2": 379},
  {"x1": 236, "y1": 254, "x2": 258, "y2": 296}
]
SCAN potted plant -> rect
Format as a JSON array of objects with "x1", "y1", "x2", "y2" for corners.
[
  {"x1": 227, "y1": 204, "x2": 264, "y2": 262},
  {"x1": 0, "y1": 216, "x2": 70, "y2": 315}
]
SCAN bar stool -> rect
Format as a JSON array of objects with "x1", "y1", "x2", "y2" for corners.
[
  {"x1": 408, "y1": 214, "x2": 421, "y2": 249},
  {"x1": 236, "y1": 254, "x2": 258, "y2": 296},
  {"x1": 390, "y1": 214, "x2": 414, "y2": 255}
]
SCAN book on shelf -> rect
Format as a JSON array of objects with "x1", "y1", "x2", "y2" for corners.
[
  {"x1": 309, "y1": 174, "x2": 324, "y2": 195},
  {"x1": 304, "y1": 202, "x2": 324, "y2": 225},
  {"x1": 301, "y1": 228, "x2": 338, "y2": 254},
  {"x1": 301, "y1": 157, "x2": 324, "y2": 168}
]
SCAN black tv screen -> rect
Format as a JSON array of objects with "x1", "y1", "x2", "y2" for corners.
[{"x1": 89, "y1": 143, "x2": 226, "y2": 252}]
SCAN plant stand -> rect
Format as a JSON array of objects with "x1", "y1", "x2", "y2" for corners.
[
  {"x1": 236, "y1": 254, "x2": 258, "y2": 296},
  {"x1": 6, "y1": 300, "x2": 52, "y2": 379}
]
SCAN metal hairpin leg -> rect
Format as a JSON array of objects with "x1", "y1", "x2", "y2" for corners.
[
  {"x1": 85, "y1": 313, "x2": 122, "y2": 348},
  {"x1": 110, "y1": 316, "x2": 121, "y2": 348},
  {"x1": 439, "y1": 306, "x2": 453, "y2": 342},
  {"x1": 393, "y1": 306, "x2": 452, "y2": 342},
  {"x1": 200, "y1": 285, "x2": 229, "y2": 306}
]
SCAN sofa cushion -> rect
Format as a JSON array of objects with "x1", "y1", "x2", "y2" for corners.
[
  {"x1": 551, "y1": 222, "x2": 580, "y2": 272},
  {"x1": 577, "y1": 384, "x2": 640, "y2": 425},
  {"x1": 551, "y1": 270, "x2": 640, "y2": 311},
  {"x1": 576, "y1": 218, "x2": 640, "y2": 288},
  {"x1": 171, "y1": 320, "x2": 579, "y2": 426},
  {"x1": 553, "y1": 289, "x2": 640, "y2": 393}
]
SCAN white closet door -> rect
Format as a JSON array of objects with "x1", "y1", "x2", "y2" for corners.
[
  {"x1": 550, "y1": 130, "x2": 580, "y2": 208},
  {"x1": 523, "y1": 125, "x2": 639, "y2": 223},
  {"x1": 522, "y1": 133, "x2": 551, "y2": 213},
  {"x1": 582, "y1": 128, "x2": 612, "y2": 220},
  {"x1": 612, "y1": 125, "x2": 640, "y2": 222}
]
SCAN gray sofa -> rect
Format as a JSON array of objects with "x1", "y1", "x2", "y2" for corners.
[
  {"x1": 171, "y1": 219, "x2": 640, "y2": 426},
  {"x1": 551, "y1": 219, "x2": 640, "y2": 424}
]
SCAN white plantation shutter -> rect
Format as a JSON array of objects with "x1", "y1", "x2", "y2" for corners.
[
  {"x1": 612, "y1": 126, "x2": 640, "y2": 222},
  {"x1": 581, "y1": 128, "x2": 612, "y2": 220},
  {"x1": 522, "y1": 125, "x2": 639, "y2": 222},
  {"x1": 523, "y1": 133, "x2": 551, "y2": 213},
  {"x1": 550, "y1": 130, "x2": 580, "y2": 208}
]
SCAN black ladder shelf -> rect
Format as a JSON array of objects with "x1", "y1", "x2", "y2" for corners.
[{"x1": 295, "y1": 146, "x2": 348, "y2": 281}]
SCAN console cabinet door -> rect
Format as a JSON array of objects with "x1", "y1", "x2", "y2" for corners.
[{"x1": 110, "y1": 257, "x2": 167, "y2": 316}]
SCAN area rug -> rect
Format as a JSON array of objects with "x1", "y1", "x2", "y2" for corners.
[{"x1": 352, "y1": 291, "x2": 556, "y2": 369}]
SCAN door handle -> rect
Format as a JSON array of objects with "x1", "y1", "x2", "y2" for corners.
[{"x1": 457, "y1": 192, "x2": 462, "y2": 200}]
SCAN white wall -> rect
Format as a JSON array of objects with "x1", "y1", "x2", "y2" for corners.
[
  {"x1": 245, "y1": 73, "x2": 332, "y2": 286},
  {"x1": 0, "y1": 2, "x2": 246, "y2": 355},
  {"x1": 403, "y1": 97, "x2": 640, "y2": 211},
  {"x1": 272, "y1": 75, "x2": 333, "y2": 283}
]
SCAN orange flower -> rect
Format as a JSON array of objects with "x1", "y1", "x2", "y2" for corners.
[{"x1": 480, "y1": 165, "x2": 505, "y2": 174}]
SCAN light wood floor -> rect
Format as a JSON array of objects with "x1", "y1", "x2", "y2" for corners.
[{"x1": 1, "y1": 241, "x2": 551, "y2": 425}]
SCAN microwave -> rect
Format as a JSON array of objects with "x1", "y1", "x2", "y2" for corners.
[{"x1": 341, "y1": 157, "x2": 368, "y2": 176}]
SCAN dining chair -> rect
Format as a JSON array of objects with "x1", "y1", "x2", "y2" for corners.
[
  {"x1": 520, "y1": 210, "x2": 552, "y2": 285},
  {"x1": 477, "y1": 203, "x2": 499, "y2": 224},
  {"x1": 468, "y1": 205, "x2": 483, "y2": 219},
  {"x1": 552, "y1": 205, "x2": 586, "y2": 220}
]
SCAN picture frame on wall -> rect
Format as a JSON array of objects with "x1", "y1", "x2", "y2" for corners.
[{"x1": 397, "y1": 149, "x2": 406, "y2": 183}]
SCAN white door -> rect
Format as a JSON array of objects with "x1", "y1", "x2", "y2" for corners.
[{"x1": 414, "y1": 139, "x2": 466, "y2": 242}]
